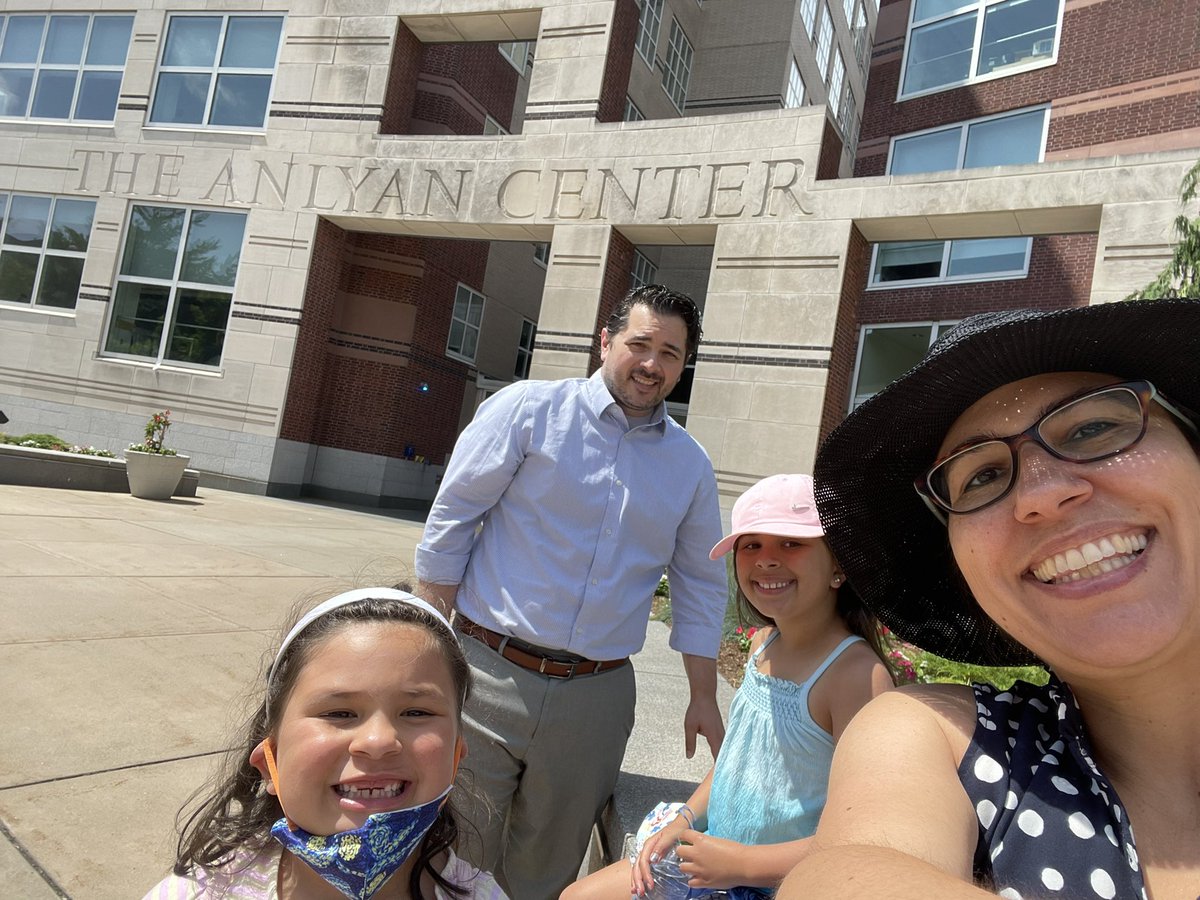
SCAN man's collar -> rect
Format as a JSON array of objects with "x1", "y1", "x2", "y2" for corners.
[{"x1": 586, "y1": 370, "x2": 667, "y2": 429}]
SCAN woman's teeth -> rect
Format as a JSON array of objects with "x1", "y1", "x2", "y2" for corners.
[
  {"x1": 1032, "y1": 532, "x2": 1147, "y2": 584},
  {"x1": 755, "y1": 580, "x2": 790, "y2": 590},
  {"x1": 336, "y1": 783, "x2": 403, "y2": 799}
]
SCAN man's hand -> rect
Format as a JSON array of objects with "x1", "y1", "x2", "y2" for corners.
[
  {"x1": 683, "y1": 693, "x2": 724, "y2": 759},
  {"x1": 675, "y1": 831, "x2": 748, "y2": 890},
  {"x1": 415, "y1": 581, "x2": 459, "y2": 620},
  {"x1": 680, "y1": 653, "x2": 723, "y2": 758}
]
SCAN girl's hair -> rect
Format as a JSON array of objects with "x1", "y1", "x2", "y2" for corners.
[
  {"x1": 173, "y1": 591, "x2": 473, "y2": 899},
  {"x1": 732, "y1": 540, "x2": 889, "y2": 665}
]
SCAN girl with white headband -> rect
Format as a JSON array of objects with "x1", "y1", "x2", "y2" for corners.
[{"x1": 142, "y1": 588, "x2": 508, "y2": 900}]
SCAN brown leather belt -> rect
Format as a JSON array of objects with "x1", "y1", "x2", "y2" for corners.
[{"x1": 456, "y1": 616, "x2": 629, "y2": 679}]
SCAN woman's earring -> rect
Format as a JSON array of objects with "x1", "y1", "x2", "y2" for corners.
[{"x1": 832, "y1": 574, "x2": 844, "y2": 587}]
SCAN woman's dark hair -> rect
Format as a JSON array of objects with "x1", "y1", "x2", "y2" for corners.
[
  {"x1": 172, "y1": 591, "x2": 473, "y2": 899},
  {"x1": 732, "y1": 540, "x2": 891, "y2": 671}
]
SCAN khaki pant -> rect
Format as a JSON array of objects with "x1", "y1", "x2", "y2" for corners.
[{"x1": 454, "y1": 635, "x2": 637, "y2": 900}]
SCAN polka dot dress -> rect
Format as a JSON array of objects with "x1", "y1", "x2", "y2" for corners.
[{"x1": 958, "y1": 678, "x2": 1147, "y2": 899}]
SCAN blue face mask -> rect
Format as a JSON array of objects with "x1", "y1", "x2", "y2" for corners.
[{"x1": 270, "y1": 785, "x2": 450, "y2": 900}]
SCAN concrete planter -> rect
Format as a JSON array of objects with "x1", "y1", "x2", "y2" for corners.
[{"x1": 124, "y1": 450, "x2": 190, "y2": 500}]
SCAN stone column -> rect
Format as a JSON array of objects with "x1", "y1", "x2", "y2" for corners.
[
  {"x1": 529, "y1": 223, "x2": 613, "y2": 380},
  {"x1": 687, "y1": 218, "x2": 855, "y2": 501},
  {"x1": 524, "y1": 2, "x2": 621, "y2": 131}
]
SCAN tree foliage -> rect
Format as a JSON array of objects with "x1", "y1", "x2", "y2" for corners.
[{"x1": 1127, "y1": 157, "x2": 1200, "y2": 299}]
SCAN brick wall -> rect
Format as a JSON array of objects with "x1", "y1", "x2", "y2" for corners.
[
  {"x1": 279, "y1": 219, "x2": 348, "y2": 445},
  {"x1": 819, "y1": 226, "x2": 870, "y2": 441},
  {"x1": 816, "y1": 117, "x2": 845, "y2": 181},
  {"x1": 597, "y1": 0, "x2": 639, "y2": 123},
  {"x1": 379, "y1": 21, "x2": 421, "y2": 135},
  {"x1": 856, "y1": 0, "x2": 1200, "y2": 176},
  {"x1": 589, "y1": 230, "x2": 637, "y2": 372},
  {"x1": 280, "y1": 227, "x2": 490, "y2": 464},
  {"x1": 819, "y1": 233, "x2": 1097, "y2": 418},
  {"x1": 415, "y1": 43, "x2": 520, "y2": 134}
]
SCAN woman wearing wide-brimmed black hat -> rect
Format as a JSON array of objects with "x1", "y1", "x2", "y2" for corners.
[{"x1": 777, "y1": 298, "x2": 1200, "y2": 899}]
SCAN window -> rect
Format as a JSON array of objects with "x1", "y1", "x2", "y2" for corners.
[
  {"x1": 853, "y1": 1, "x2": 871, "y2": 70},
  {"x1": 843, "y1": 0, "x2": 857, "y2": 25},
  {"x1": 149, "y1": 15, "x2": 284, "y2": 129},
  {"x1": 801, "y1": 0, "x2": 819, "y2": 37},
  {"x1": 900, "y1": 0, "x2": 1061, "y2": 99},
  {"x1": 889, "y1": 107, "x2": 1047, "y2": 175},
  {"x1": 785, "y1": 58, "x2": 805, "y2": 108},
  {"x1": 533, "y1": 242, "x2": 550, "y2": 266},
  {"x1": 850, "y1": 321, "x2": 957, "y2": 409},
  {"x1": 104, "y1": 205, "x2": 247, "y2": 367},
  {"x1": 515, "y1": 319, "x2": 536, "y2": 379},
  {"x1": 662, "y1": 19, "x2": 693, "y2": 112},
  {"x1": 0, "y1": 14, "x2": 132, "y2": 122},
  {"x1": 869, "y1": 237, "x2": 1030, "y2": 286},
  {"x1": 631, "y1": 250, "x2": 657, "y2": 289},
  {"x1": 828, "y1": 49, "x2": 846, "y2": 118},
  {"x1": 839, "y1": 91, "x2": 860, "y2": 146},
  {"x1": 0, "y1": 193, "x2": 95, "y2": 309},
  {"x1": 498, "y1": 41, "x2": 532, "y2": 74},
  {"x1": 815, "y1": 6, "x2": 834, "y2": 80},
  {"x1": 624, "y1": 96, "x2": 645, "y2": 121},
  {"x1": 636, "y1": 0, "x2": 663, "y2": 65},
  {"x1": 447, "y1": 283, "x2": 485, "y2": 364},
  {"x1": 483, "y1": 114, "x2": 508, "y2": 135}
]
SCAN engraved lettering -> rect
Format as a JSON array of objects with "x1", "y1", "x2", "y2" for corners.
[
  {"x1": 104, "y1": 152, "x2": 143, "y2": 195},
  {"x1": 419, "y1": 168, "x2": 469, "y2": 217},
  {"x1": 655, "y1": 165, "x2": 703, "y2": 219},
  {"x1": 304, "y1": 164, "x2": 339, "y2": 211},
  {"x1": 337, "y1": 166, "x2": 379, "y2": 213},
  {"x1": 549, "y1": 168, "x2": 589, "y2": 219},
  {"x1": 152, "y1": 154, "x2": 184, "y2": 199},
  {"x1": 368, "y1": 168, "x2": 408, "y2": 215},
  {"x1": 497, "y1": 169, "x2": 540, "y2": 219},
  {"x1": 73, "y1": 149, "x2": 106, "y2": 191},
  {"x1": 702, "y1": 163, "x2": 750, "y2": 218},
  {"x1": 755, "y1": 159, "x2": 811, "y2": 217},
  {"x1": 594, "y1": 167, "x2": 650, "y2": 218},
  {"x1": 251, "y1": 160, "x2": 295, "y2": 206},
  {"x1": 201, "y1": 157, "x2": 239, "y2": 204}
]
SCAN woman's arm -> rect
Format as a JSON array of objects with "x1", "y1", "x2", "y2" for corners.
[{"x1": 778, "y1": 685, "x2": 984, "y2": 898}]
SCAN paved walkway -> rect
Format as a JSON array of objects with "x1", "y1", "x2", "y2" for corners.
[{"x1": 0, "y1": 484, "x2": 728, "y2": 899}]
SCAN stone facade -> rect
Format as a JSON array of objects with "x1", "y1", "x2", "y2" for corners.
[{"x1": 0, "y1": 0, "x2": 1194, "y2": 509}]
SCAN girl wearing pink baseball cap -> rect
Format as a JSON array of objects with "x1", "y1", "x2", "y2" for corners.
[{"x1": 564, "y1": 474, "x2": 893, "y2": 899}]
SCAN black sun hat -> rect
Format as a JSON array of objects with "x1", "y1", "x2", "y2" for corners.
[{"x1": 813, "y1": 298, "x2": 1200, "y2": 666}]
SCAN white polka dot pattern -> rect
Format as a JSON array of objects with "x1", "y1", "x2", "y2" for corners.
[{"x1": 958, "y1": 679, "x2": 1146, "y2": 898}]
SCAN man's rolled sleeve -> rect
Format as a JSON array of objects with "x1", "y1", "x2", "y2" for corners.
[
  {"x1": 663, "y1": 467, "x2": 728, "y2": 659},
  {"x1": 414, "y1": 384, "x2": 531, "y2": 585}
]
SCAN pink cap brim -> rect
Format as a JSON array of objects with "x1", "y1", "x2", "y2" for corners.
[{"x1": 709, "y1": 520, "x2": 825, "y2": 559}]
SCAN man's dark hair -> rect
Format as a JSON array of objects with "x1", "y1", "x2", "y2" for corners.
[{"x1": 605, "y1": 284, "x2": 702, "y2": 361}]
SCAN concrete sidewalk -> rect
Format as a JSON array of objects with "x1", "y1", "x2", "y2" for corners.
[{"x1": 0, "y1": 484, "x2": 729, "y2": 899}]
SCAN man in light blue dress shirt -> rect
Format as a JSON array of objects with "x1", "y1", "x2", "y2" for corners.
[{"x1": 415, "y1": 285, "x2": 729, "y2": 900}]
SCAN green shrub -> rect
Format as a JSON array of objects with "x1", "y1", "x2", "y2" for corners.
[{"x1": 0, "y1": 432, "x2": 116, "y2": 458}]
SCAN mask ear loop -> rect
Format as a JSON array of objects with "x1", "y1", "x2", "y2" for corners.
[{"x1": 261, "y1": 739, "x2": 298, "y2": 832}]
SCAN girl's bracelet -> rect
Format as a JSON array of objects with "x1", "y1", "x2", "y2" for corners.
[{"x1": 678, "y1": 805, "x2": 696, "y2": 828}]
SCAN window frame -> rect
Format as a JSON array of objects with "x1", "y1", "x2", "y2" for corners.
[
  {"x1": 446, "y1": 283, "x2": 485, "y2": 365},
  {"x1": 886, "y1": 105, "x2": 1049, "y2": 176},
  {"x1": 828, "y1": 48, "x2": 846, "y2": 118},
  {"x1": 636, "y1": 0, "x2": 664, "y2": 67},
  {"x1": 785, "y1": 57, "x2": 806, "y2": 108},
  {"x1": 624, "y1": 95, "x2": 645, "y2": 122},
  {"x1": 498, "y1": 40, "x2": 532, "y2": 75},
  {"x1": 849, "y1": 319, "x2": 958, "y2": 411},
  {"x1": 532, "y1": 242, "x2": 550, "y2": 267},
  {"x1": 630, "y1": 250, "x2": 658, "y2": 290},
  {"x1": 0, "y1": 191, "x2": 96, "y2": 311},
  {"x1": 867, "y1": 237, "x2": 1032, "y2": 289},
  {"x1": 897, "y1": 0, "x2": 1063, "y2": 101},
  {"x1": 147, "y1": 12, "x2": 285, "y2": 132},
  {"x1": 102, "y1": 203, "x2": 247, "y2": 369},
  {"x1": 815, "y1": 4, "x2": 834, "y2": 81},
  {"x1": 515, "y1": 318, "x2": 536, "y2": 379},
  {"x1": 661, "y1": 18, "x2": 693, "y2": 113},
  {"x1": 800, "y1": 0, "x2": 819, "y2": 38},
  {"x1": 0, "y1": 13, "x2": 133, "y2": 124}
]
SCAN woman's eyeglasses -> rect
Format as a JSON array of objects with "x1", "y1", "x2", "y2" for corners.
[{"x1": 916, "y1": 380, "x2": 1198, "y2": 517}]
